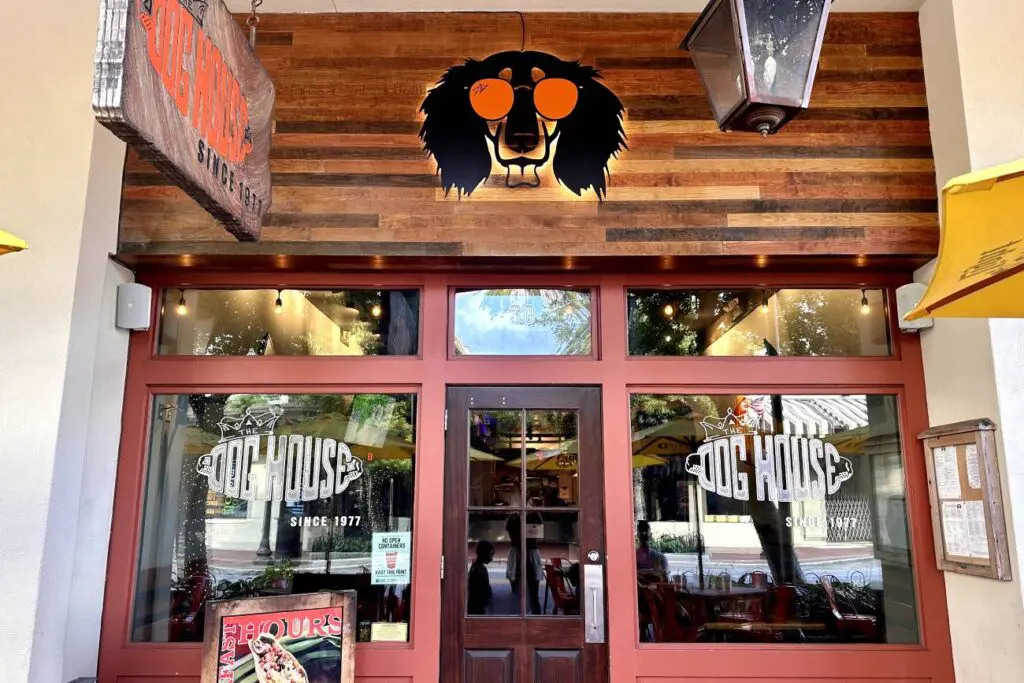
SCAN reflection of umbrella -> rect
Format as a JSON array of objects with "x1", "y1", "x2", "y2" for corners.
[
  {"x1": 631, "y1": 454, "x2": 669, "y2": 468},
  {"x1": 632, "y1": 436, "x2": 695, "y2": 458},
  {"x1": 825, "y1": 426, "x2": 869, "y2": 455},
  {"x1": 470, "y1": 448, "x2": 504, "y2": 463}
]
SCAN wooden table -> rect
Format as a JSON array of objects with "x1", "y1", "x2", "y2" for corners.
[
  {"x1": 682, "y1": 587, "x2": 768, "y2": 599},
  {"x1": 676, "y1": 586, "x2": 768, "y2": 624}
]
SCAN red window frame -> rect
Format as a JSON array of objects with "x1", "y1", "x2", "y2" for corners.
[{"x1": 97, "y1": 271, "x2": 953, "y2": 683}]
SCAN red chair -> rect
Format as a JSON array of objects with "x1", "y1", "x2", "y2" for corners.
[
  {"x1": 640, "y1": 583, "x2": 702, "y2": 643},
  {"x1": 821, "y1": 576, "x2": 877, "y2": 641},
  {"x1": 543, "y1": 564, "x2": 579, "y2": 615},
  {"x1": 168, "y1": 574, "x2": 212, "y2": 642}
]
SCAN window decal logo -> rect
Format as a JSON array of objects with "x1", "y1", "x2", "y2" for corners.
[
  {"x1": 196, "y1": 407, "x2": 364, "y2": 503},
  {"x1": 420, "y1": 50, "x2": 627, "y2": 198},
  {"x1": 685, "y1": 397, "x2": 854, "y2": 503}
]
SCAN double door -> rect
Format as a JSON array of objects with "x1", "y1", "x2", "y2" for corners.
[{"x1": 441, "y1": 387, "x2": 608, "y2": 683}]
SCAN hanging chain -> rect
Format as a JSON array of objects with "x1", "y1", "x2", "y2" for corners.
[{"x1": 247, "y1": 0, "x2": 263, "y2": 48}]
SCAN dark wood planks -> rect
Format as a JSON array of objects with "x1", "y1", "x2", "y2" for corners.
[{"x1": 117, "y1": 12, "x2": 938, "y2": 260}]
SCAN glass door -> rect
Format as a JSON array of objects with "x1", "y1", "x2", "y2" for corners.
[{"x1": 441, "y1": 387, "x2": 607, "y2": 683}]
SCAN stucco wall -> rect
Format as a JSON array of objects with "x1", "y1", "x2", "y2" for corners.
[
  {"x1": 0, "y1": 1, "x2": 129, "y2": 681},
  {"x1": 918, "y1": 1, "x2": 1024, "y2": 680}
]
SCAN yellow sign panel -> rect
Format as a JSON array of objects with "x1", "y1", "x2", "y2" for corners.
[
  {"x1": 909, "y1": 159, "x2": 1024, "y2": 320},
  {"x1": 0, "y1": 229, "x2": 28, "y2": 256}
]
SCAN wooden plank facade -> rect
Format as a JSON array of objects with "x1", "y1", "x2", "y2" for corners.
[{"x1": 117, "y1": 12, "x2": 937, "y2": 261}]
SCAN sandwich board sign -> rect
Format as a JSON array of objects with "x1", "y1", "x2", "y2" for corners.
[
  {"x1": 93, "y1": 0, "x2": 275, "y2": 241},
  {"x1": 201, "y1": 591, "x2": 356, "y2": 683}
]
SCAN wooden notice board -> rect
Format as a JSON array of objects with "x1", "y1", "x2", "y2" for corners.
[
  {"x1": 919, "y1": 419, "x2": 1011, "y2": 580},
  {"x1": 201, "y1": 591, "x2": 356, "y2": 683}
]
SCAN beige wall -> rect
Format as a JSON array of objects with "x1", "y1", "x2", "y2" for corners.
[
  {"x1": 0, "y1": 1, "x2": 129, "y2": 682},
  {"x1": 918, "y1": 1, "x2": 1024, "y2": 681}
]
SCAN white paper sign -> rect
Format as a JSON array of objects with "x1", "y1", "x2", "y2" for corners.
[
  {"x1": 941, "y1": 501, "x2": 970, "y2": 558},
  {"x1": 966, "y1": 500, "x2": 990, "y2": 559},
  {"x1": 371, "y1": 532, "x2": 411, "y2": 585},
  {"x1": 965, "y1": 444, "x2": 983, "y2": 490},
  {"x1": 934, "y1": 447, "x2": 962, "y2": 500}
]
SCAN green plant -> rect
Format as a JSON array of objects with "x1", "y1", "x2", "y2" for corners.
[
  {"x1": 214, "y1": 561, "x2": 297, "y2": 600},
  {"x1": 650, "y1": 531, "x2": 704, "y2": 554}
]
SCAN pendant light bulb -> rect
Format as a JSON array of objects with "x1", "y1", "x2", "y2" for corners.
[
  {"x1": 860, "y1": 289, "x2": 871, "y2": 316},
  {"x1": 663, "y1": 303, "x2": 675, "y2": 319},
  {"x1": 176, "y1": 290, "x2": 188, "y2": 316},
  {"x1": 371, "y1": 304, "x2": 382, "y2": 319},
  {"x1": 275, "y1": 290, "x2": 283, "y2": 315}
]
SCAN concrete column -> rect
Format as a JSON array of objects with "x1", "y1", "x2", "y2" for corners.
[
  {"x1": 0, "y1": 2, "x2": 129, "y2": 682},
  {"x1": 918, "y1": 1, "x2": 1024, "y2": 680}
]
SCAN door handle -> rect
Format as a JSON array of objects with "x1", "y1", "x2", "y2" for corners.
[{"x1": 583, "y1": 564, "x2": 605, "y2": 644}]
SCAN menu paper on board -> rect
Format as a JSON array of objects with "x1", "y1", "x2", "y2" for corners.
[
  {"x1": 941, "y1": 501, "x2": 970, "y2": 558},
  {"x1": 965, "y1": 444, "x2": 983, "y2": 490},
  {"x1": 934, "y1": 446, "x2": 962, "y2": 499},
  {"x1": 966, "y1": 500, "x2": 991, "y2": 559},
  {"x1": 217, "y1": 607, "x2": 345, "y2": 683},
  {"x1": 371, "y1": 532, "x2": 412, "y2": 585}
]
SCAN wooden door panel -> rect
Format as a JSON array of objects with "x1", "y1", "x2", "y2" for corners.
[
  {"x1": 465, "y1": 650, "x2": 514, "y2": 683},
  {"x1": 524, "y1": 620, "x2": 585, "y2": 646},
  {"x1": 534, "y1": 650, "x2": 582, "y2": 683}
]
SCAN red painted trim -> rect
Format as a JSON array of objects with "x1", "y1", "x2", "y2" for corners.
[{"x1": 97, "y1": 272, "x2": 954, "y2": 683}]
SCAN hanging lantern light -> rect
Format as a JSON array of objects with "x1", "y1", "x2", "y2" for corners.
[{"x1": 682, "y1": 0, "x2": 832, "y2": 135}]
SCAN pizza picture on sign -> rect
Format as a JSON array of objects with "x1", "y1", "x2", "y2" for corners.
[
  {"x1": 218, "y1": 607, "x2": 345, "y2": 683},
  {"x1": 248, "y1": 633, "x2": 308, "y2": 683}
]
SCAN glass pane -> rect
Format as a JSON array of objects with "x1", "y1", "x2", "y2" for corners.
[
  {"x1": 627, "y1": 288, "x2": 890, "y2": 357},
  {"x1": 744, "y1": 0, "x2": 826, "y2": 102},
  {"x1": 470, "y1": 410, "x2": 524, "y2": 507},
  {"x1": 688, "y1": 1, "x2": 745, "y2": 122},
  {"x1": 453, "y1": 289, "x2": 593, "y2": 356},
  {"x1": 531, "y1": 511, "x2": 580, "y2": 616},
  {"x1": 526, "y1": 411, "x2": 579, "y2": 507},
  {"x1": 631, "y1": 393, "x2": 918, "y2": 644},
  {"x1": 468, "y1": 510, "x2": 521, "y2": 616},
  {"x1": 158, "y1": 289, "x2": 420, "y2": 356},
  {"x1": 132, "y1": 393, "x2": 416, "y2": 643}
]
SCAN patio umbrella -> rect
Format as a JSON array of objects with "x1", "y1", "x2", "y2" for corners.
[
  {"x1": 0, "y1": 229, "x2": 27, "y2": 256},
  {"x1": 909, "y1": 158, "x2": 1024, "y2": 320}
]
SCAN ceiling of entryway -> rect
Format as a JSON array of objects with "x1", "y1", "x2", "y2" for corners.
[{"x1": 225, "y1": 0, "x2": 925, "y2": 13}]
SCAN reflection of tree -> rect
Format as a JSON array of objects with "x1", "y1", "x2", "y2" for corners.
[
  {"x1": 473, "y1": 289, "x2": 593, "y2": 355},
  {"x1": 776, "y1": 290, "x2": 862, "y2": 356},
  {"x1": 628, "y1": 289, "x2": 871, "y2": 357}
]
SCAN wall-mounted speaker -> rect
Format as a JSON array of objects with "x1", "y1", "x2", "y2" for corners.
[{"x1": 116, "y1": 283, "x2": 153, "y2": 331}]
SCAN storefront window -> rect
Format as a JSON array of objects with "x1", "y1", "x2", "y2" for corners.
[
  {"x1": 158, "y1": 289, "x2": 420, "y2": 356},
  {"x1": 627, "y1": 288, "x2": 890, "y2": 357},
  {"x1": 631, "y1": 393, "x2": 918, "y2": 644},
  {"x1": 453, "y1": 288, "x2": 593, "y2": 356},
  {"x1": 132, "y1": 393, "x2": 416, "y2": 644}
]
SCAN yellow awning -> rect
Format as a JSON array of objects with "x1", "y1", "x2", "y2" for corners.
[
  {"x1": 0, "y1": 229, "x2": 28, "y2": 256},
  {"x1": 908, "y1": 159, "x2": 1024, "y2": 320}
]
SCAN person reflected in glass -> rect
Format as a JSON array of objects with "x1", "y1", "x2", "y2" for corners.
[
  {"x1": 506, "y1": 512, "x2": 543, "y2": 614},
  {"x1": 467, "y1": 540, "x2": 495, "y2": 615},
  {"x1": 636, "y1": 520, "x2": 669, "y2": 584}
]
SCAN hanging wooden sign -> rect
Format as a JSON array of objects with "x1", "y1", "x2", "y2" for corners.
[{"x1": 94, "y1": 0, "x2": 275, "y2": 241}]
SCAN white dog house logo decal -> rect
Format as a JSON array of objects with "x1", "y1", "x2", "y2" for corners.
[{"x1": 196, "y1": 407, "x2": 364, "y2": 503}]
